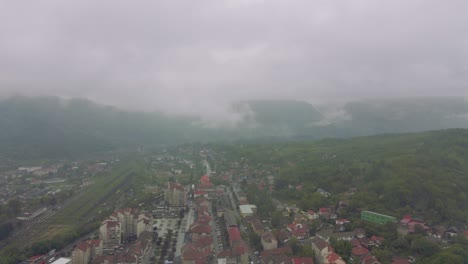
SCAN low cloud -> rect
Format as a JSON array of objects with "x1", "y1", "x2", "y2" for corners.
[{"x1": 0, "y1": 0, "x2": 467, "y2": 120}]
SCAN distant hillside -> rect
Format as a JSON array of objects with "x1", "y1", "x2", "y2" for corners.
[
  {"x1": 2, "y1": 96, "x2": 468, "y2": 159},
  {"x1": 0, "y1": 96, "x2": 204, "y2": 159}
]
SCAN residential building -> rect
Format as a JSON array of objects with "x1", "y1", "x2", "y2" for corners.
[
  {"x1": 261, "y1": 231, "x2": 278, "y2": 250},
  {"x1": 325, "y1": 253, "x2": 345, "y2": 264},
  {"x1": 87, "y1": 239, "x2": 103, "y2": 257},
  {"x1": 99, "y1": 219, "x2": 121, "y2": 249},
  {"x1": 311, "y1": 237, "x2": 333, "y2": 264},
  {"x1": 72, "y1": 242, "x2": 91, "y2": 264},
  {"x1": 239, "y1": 204, "x2": 257, "y2": 218},
  {"x1": 261, "y1": 247, "x2": 293, "y2": 264},
  {"x1": 292, "y1": 258, "x2": 314, "y2": 264},
  {"x1": 287, "y1": 222, "x2": 310, "y2": 240},
  {"x1": 307, "y1": 210, "x2": 319, "y2": 220}
]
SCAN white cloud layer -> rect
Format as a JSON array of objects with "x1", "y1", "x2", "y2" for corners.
[{"x1": 1, "y1": 0, "x2": 467, "y2": 118}]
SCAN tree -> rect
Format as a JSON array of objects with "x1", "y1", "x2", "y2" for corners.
[
  {"x1": 411, "y1": 237, "x2": 439, "y2": 257},
  {"x1": 7, "y1": 199, "x2": 21, "y2": 216},
  {"x1": 330, "y1": 238, "x2": 352, "y2": 261}
]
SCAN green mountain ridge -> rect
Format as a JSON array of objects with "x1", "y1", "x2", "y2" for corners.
[{"x1": 2, "y1": 96, "x2": 468, "y2": 159}]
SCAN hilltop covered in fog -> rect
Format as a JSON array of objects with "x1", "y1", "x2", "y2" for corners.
[{"x1": 2, "y1": 96, "x2": 468, "y2": 159}]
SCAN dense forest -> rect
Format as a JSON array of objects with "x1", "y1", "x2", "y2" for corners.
[{"x1": 216, "y1": 129, "x2": 468, "y2": 226}]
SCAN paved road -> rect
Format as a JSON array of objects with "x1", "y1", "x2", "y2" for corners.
[{"x1": 203, "y1": 160, "x2": 212, "y2": 176}]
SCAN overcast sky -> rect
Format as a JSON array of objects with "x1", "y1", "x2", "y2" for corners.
[{"x1": 1, "y1": 0, "x2": 467, "y2": 119}]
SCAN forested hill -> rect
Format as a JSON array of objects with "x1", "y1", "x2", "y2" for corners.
[
  {"x1": 0, "y1": 96, "x2": 205, "y2": 159},
  {"x1": 218, "y1": 129, "x2": 468, "y2": 225},
  {"x1": 2, "y1": 96, "x2": 468, "y2": 159}
]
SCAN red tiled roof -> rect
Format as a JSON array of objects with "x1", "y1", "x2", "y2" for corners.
[
  {"x1": 183, "y1": 244, "x2": 209, "y2": 262},
  {"x1": 311, "y1": 237, "x2": 329, "y2": 250},
  {"x1": 352, "y1": 246, "x2": 369, "y2": 257},
  {"x1": 28, "y1": 255, "x2": 44, "y2": 262},
  {"x1": 190, "y1": 224, "x2": 212, "y2": 234},
  {"x1": 105, "y1": 219, "x2": 119, "y2": 228},
  {"x1": 168, "y1": 182, "x2": 185, "y2": 191},
  {"x1": 261, "y1": 247, "x2": 293, "y2": 264},
  {"x1": 400, "y1": 215, "x2": 412, "y2": 224},
  {"x1": 87, "y1": 239, "x2": 102, "y2": 247},
  {"x1": 251, "y1": 219, "x2": 264, "y2": 231},
  {"x1": 76, "y1": 241, "x2": 90, "y2": 252},
  {"x1": 371, "y1": 235, "x2": 384, "y2": 242},
  {"x1": 193, "y1": 236, "x2": 213, "y2": 249},
  {"x1": 292, "y1": 257, "x2": 314, "y2": 264},
  {"x1": 350, "y1": 238, "x2": 361, "y2": 247},
  {"x1": 228, "y1": 226, "x2": 242, "y2": 242},
  {"x1": 261, "y1": 246, "x2": 292, "y2": 258},
  {"x1": 234, "y1": 243, "x2": 249, "y2": 255},
  {"x1": 362, "y1": 255, "x2": 380, "y2": 264},
  {"x1": 326, "y1": 253, "x2": 342, "y2": 263},
  {"x1": 307, "y1": 210, "x2": 316, "y2": 215}
]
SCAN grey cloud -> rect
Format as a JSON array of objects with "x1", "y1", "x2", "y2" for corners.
[{"x1": 1, "y1": 0, "x2": 468, "y2": 119}]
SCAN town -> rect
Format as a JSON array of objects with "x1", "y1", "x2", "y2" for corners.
[{"x1": 1, "y1": 145, "x2": 464, "y2": 264}]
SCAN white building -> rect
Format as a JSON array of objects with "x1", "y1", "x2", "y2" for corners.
[{"x1": 239, "y1": 205, "x2": 257, "y2": 218}]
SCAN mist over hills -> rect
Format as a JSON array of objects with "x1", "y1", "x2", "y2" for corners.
[{"x1": 1, "y1": 96, "x2": 468, "y2": 159}]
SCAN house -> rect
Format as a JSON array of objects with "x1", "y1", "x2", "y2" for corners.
[
  {"x1": 307, "y1": 210, "x2": 319, "y2": 220},
  {"x1": 427, "y1": 225, "x2": 447, "y2": 240},
  {"x1": 276, "y1": 228, "x2": 291, "y2": 245},
  {"x1": 353, "y1": 228, "x2": 366, "y2": 239},
  {"x1": 190, "y1": 222, "x2": 212, "y2": 241},
  {"x1": 318, "y1": 208, "x2": 337, "y2": 220},
  {"x1": 251, "y1": 218, "x2": 265, "y2": 235},
  {"x1": 193, "y1": 235, "x2": 214, "y2": 252},
  {"x1": 369, "y1": 236, "x2": 384, "y2": 247},
  {"x1": 351, "y1": 246, "x2": 370, "y2": 259},
  {"x1": 261, "y1": 247, "x2": 293, "y2": 264},
  {"x1": 292, "y1": 258, "x2": 314, "y2": 264},
  {"x1": 261, "y1": 231, "x2": 278, "y2": 250},
  {"x1": 287, "y1": 222, "x2": 310, "y2": 240},
  {"x1": 316, "y1": 230, "x2": 354, "y2": 242},
  {"x1": 399, "y1": 215, "x2": 429, "y2": 234},
  {"x1": 335, "y1": 219, "x2": 350, "y2": 225},
  {"x1": 334, "y1": 231, "x2": 355, "y2": 242},
  {"x1": 194, "y1": 190, "x2": 208, "y2": 198},
  {"x1": 311, "y1": 237, "x2": 333, "y2": 264},
  {"x1": 446, "y1": 226, "x2": 461, "y2": 239},
  {"x1": 72, "y1": 242, "x2": 91, "y2": 264},
  {"x1": 361, "y1": 255, "x2": 381, "y2": 264},
  {"x1": 325, "y1": 253, "x2": 345, "y2": 264},
  {"x1": 182, "y1": 243, "x2": 210, "y2": 264}
]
